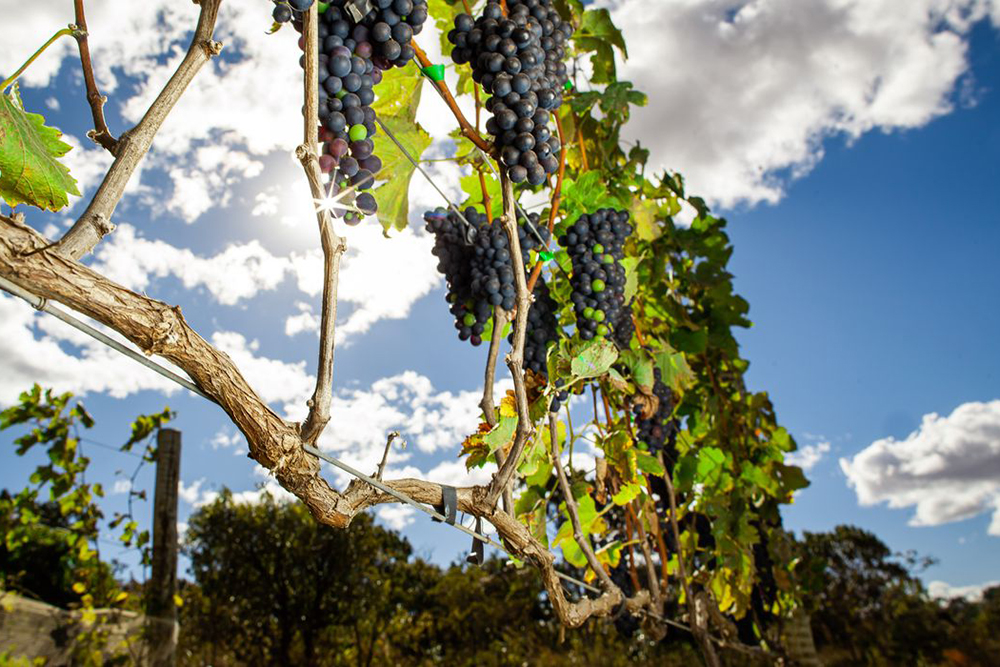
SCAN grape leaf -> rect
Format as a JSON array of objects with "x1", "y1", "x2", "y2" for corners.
[
  {"x1": 569, "y1": 337, "x2": 618, "y2": 380},
  {"x1": 372, "y1": 115, "x2": 431, "y2": 232},
  {"x1": 652, "y1": 346, "x2": 695, "y2": 393},
  {"x1": 371, "y1": 65, "x2": 431, "y2": 232},
  {"x1": 0, "y1": 84, "x2": 79, "y2": 211}
]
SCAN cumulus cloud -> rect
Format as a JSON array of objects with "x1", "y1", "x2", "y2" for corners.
[
  {"x1": 377, "y1": 505, "x2": 417, "y2": 530},
  {"x1": 841, "y1": 400, "x2": 1000, "y2": 535},
  {"x1": 90, "y1": 222, "x2": 439, "y2": 345},
  {"x1": 0, "y1": 293, "x2": 181, "y2": 406},
  {"x1": 786, "y1": 441, "x2": 832, "y2": 471},
  {"x1": 600, "y1": 0, "x2": 1000, "y2": 207},
  {"x1": 928, "y1": 579, "x2": 1000, "y2": 601}
]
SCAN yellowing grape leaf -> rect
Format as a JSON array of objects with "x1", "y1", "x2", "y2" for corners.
[
  {"x1": 372, "y1": 115, "x2": 431, "y2": 232},
  {"x1": 0, "y1": 84, "x2": 79, "y2": 211}
]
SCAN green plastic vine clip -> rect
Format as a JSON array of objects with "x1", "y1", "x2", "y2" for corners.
[
  {"x1": 421, "y1": 64, "x2": 446, "y2": 82},
  {"x1": 539, "y1": 250, "x2": 554, "y2": 262},
  {"x1": 318, "y1": 2, "x2": 330, "y2": 13},
  {"x1": 564, "y1": 80, "x2": 573, "y2": 91}
]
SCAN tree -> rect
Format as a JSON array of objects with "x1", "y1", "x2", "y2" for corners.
[
  {"x1": 0, "y1": 0, "x2": 812, "y2": 658},
  {"x1": 181, "y1": 491, "x2": 416, "y2": 667},
  {"x1": 796, "y1": 525, "x2": 949, "y2": 665}
]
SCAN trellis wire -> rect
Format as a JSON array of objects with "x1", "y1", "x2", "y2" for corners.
[
  {"x1": 0, "y1": 275, "x2": 213, "y2": 403},
  {"x1": 372, "y1": 115, "x2": 475, "y2": 236}
]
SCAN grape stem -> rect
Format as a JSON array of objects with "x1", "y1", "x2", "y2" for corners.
[
  {"x1": 662, "y1": 453, "x2": 722, "y2": 667},
  {"x1": 299, "y1": 0, "x2": 347, "y2": 445},
  {"x1": 481, "y1": 307, "x2": 512, "y2": 513},
  {"x1": 72, "y1": 0, "x2": 116, "y2": 153},
  {"x1": 485, "y1": 169, "x2": 534, "y2": 509},
  {"x1": 525, "y1": 112, "x2": 568, "y2": 294},
  {"x1": 0, "y1": 26, "x2": 76, "y2": 92},
  {"x1": 412, "y1": 41, "x2": 493, "y2": 153},
  {"x1": 550, "y1": 413, "x2": 620, "y2": 593}
]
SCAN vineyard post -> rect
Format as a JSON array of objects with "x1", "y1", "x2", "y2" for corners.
[{"x1": 146, "y1": 428, "x2": 181, "y2": 667}]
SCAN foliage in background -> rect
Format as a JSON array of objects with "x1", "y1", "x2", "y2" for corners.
[
  {"x1": 0, "y1": 385, "x2": 173, "y2": 665},
  {"x1": 176, "y1": 494, "x2": 1000, "y2": 667}
]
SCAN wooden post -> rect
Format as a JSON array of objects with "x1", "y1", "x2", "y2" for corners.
[{"x1": 146, "y1": 428, "x2": 181, "y2": 667}]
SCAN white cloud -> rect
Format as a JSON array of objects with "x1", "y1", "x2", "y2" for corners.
[
  {"x1": 210, "y1": 427, "x2": 245, "y2": 456},
  {"x1": 112, "y1": 479, "x2": 132, "y2": 495},
  {"x1": 285, "y1": 302, "x2": 320, "y2": 337},
  {"x1": 928, "y1": 579, "x2": 1000, "y2": 601},
  {"x1": 841, "y1": 400, "x2": 1000, "y2": 535},
  {"x1": 91, "y1": 222, "x2": 439, "y2": 345},
  {"x1": 178, "y1": 478, "x2": 209, "y2": 506},
  {"x1": 600, "y1": 0, "x2": 1000, "y2": 207},
  {"x1": 377, "y1": 505, "x2": 417, "y2": 530},
  {"x1": 786, "y1": 441, "x2": 831, "y2": 471},
  {"x1": 228, "y1": 479, "x2": 297, "y2": 505},
  {"x1": 0, "y1": 293, "x2": 181, "y2": 406},
  {"x1": 210, "y1": 331, "x2": 314, "y2": 413},
  {"x1": 91, "y1": 224, "x2": 291, "y2": 306}
]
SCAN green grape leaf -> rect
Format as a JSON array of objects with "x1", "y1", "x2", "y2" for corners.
[
  {"x1": 460, "y1": 171, "x2": 501, "y2": 216},
  {"x1": 0, "y1": 84, "x2": 80, "y2": 211},
  {"x1": 371, "y1": 64, "x2": 424, "y2": 119},
  {"x1": 618, "y1": 349, "x2": 654, "y2": 390},
  {"x1": 652, "y1": 346, "x2": 695, "y2": 393},
  {"x1": 622, "y1": 255, "x2": 639, "y2": 302},
  {"x1": 631, "y1": 197, "x2": 663, "y2": 241},
  {"x1": 695, "y1": 446, "x2": 727, "y2": 486},
  {"x1": 484, "y1": 413, "x2": 517, "y2": 452},
  {"x1": 636, "y1": 450, "x2": 665, "y2": 477},
  {"x1": 570, "y1": 337, "x2": 618, "y2": 380},
  {"x1": 372, "y1": 116, "x2": 431, "y2": 232},
  {"x1": 611, "y1": 481, "x2": 641, "y2": 506}
]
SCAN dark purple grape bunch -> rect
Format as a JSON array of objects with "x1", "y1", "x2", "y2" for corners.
[
  {"x1": 447, "y1": 0, "x2": 571, "y2": 185},
  {"x1": 425, "y1": 207, "x2": 551, "y2": 346},
  {"x1": 425, "y1": 207, "x2": 491, "y2": 345},
  {"x1": 290, "y1": 2, "x2": 392, "y2": 223},
  {"x1": 559, "y1": 209, "x2": 632, "y2": 343},
  {"x1": 514, "y1": 276, "x2": 559, "y2": 377},
  {"x1": 272, "y1": 0, "x2": 314, "y2": 24},
  {"x1": 633, "y1": 367, "x2": 678, "y2": 457},
  {"x1": 359, "y1": 0, "x2": 429, "y2": 69}
]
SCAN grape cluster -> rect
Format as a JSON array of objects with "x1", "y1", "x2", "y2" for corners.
[
  {"x1": 559, "y1": 209, "x2": 633, "y2": 343},
  {"x1": 425, "y1": 207, "x2": 551, "y2": 346},
  {"x1": 633, "y1": 368, "x2": 678, "y2": 457},
  {"x1": 519, "y1": 276, "x2": 560, "y2": 377},
  {"x1": 447, "y1": 0, "x2": 571, "y2": 185},
  {"x1": 276, "y1": 0, "x2": 428, "y2": 224}
]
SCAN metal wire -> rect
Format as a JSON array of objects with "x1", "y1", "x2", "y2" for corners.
[
  {"x1": 0, "y1": 276, "x2": 214, "y2": 403},
  {"x1": 302, "y1": 443, "x2": 600, "y2": 594},
  {"x1": 372, "y1": 115, "x2": 476, "y2": 236}
]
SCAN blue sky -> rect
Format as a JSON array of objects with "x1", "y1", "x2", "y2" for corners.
[{"x1": 1, "y1": 1, "x2": 998, "y2": 599}]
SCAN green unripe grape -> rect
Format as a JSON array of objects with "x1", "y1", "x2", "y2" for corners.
[
  {"x1": 583, "y1": 307, "x2": 595, "y2": 320},
  {"x1": 336, "y1": 89, "x2": 347, "y2": 99},
  {"x1": 592, "y1": 243, "x2": 605, "y2": 254},
  {"x1": 349, "y1": 124, "x2": 368, "y2": 141},
  {"x1": 463, "y1": 313, "x2": 476, "y2": 327},
  {"x1": 602, "y1": 254, "x2": 614, "y2": 264},
  {"x1": 593, "y1": 309, "x2": 606, "y2": 322},
  {"x1": 596, "y1": 324, "x2": 609, "y2": 336},
  {"x1": 446, "y1": 292, "x2": 457, "y2": 304},
  {"x1": 591, "y1": 279, "x2": 606, "y2": 293}
]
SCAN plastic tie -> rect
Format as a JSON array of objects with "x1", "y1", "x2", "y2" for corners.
[
  {"x1": 432, "y1": 485, "x2": 458, "y2": 524},
  {"x1": 421, "y1": 64, "x2": 446, "y2": 82}
]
